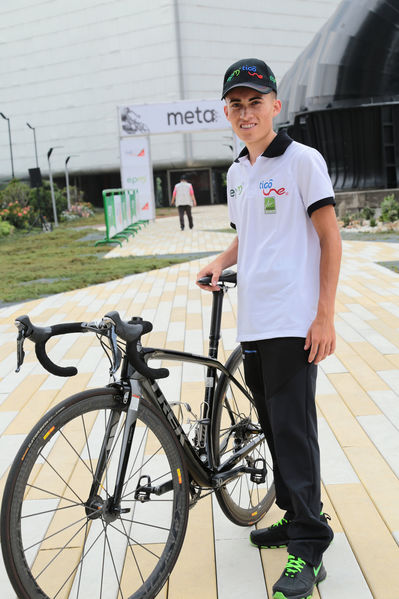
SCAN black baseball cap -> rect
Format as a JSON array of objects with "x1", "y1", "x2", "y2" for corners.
[{"x1": 222, "y1": 58, "x2": 277, "y2": 99}]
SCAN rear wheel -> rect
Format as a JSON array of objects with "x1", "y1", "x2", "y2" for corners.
[
  {"x1": 212, "y1": 346, "x2": 275, "y2": 525},
  {"x1": 1, "y1": 387, "x2": 189, "y2": 599}
]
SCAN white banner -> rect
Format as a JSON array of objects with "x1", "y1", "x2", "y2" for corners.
[
  {"x1": 118, "y1": 99, "x2": 227, "y2": 136},
  {"x1": 120, "y1": 136, "x2": 155, "y2": 220}
]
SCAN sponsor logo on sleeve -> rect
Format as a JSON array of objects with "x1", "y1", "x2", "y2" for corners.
[{"x1": 230, "y1": 184, "x2": 243, "y2": 198}]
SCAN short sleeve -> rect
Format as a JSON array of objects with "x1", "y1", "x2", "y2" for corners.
[
  {"x1": 296, "y1": 148, "x2": 335, "y2": 217},
  {"x1": 226, "y1": 169, "x2": 237, "y2": 230}
]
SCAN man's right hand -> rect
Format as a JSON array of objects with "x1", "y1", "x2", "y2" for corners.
[{"x1": 196, "y1": 262, "x2": 223, "y2": 291}]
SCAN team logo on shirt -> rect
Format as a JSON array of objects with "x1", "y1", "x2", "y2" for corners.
[{"x1": 259, "y1": 179, "x2": 287, "y2": 214}]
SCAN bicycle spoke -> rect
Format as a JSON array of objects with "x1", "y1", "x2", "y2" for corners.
[
  {"x1": 75, "y1": 521, "x2": 90, "y2": 599},
  {"x1": 119, "y1": 517, "x2": 170, "y2": 533},
  {"x1": 21, "y1": 502, "x2": 84, "y2": 519},
  {"x1": 107, "y1": 520, "x2": 162, "y2": 560},
  {"x1": 24, "y1": 515, "x2": 88, "y2": 553},
  {"x1": 52, "y1": 527, "x2": 106, "y2": 599},
  {"x1": 119, "y1": 518, "x2": 146, "y2": 586},
  {"x1": 40, "y1": 455, "x2": 84, "y2": 504},
  {"x1": 101, "y1": 521, "x2": 124, "y2": 599},
  {"x1": 33, "y1": 519, "x2": 89, "y2": 582}
]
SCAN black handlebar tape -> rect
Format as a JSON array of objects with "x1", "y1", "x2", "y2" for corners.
[
  {"x1": 35, "y1": 322, "x2": 85, "y2": 377},
  {"x1": 35, "y1": 344, "x2": 78, "y2": 377},
  {"x1": 16, "y1": 316, "x2": 85, "y2": 377},
  {"x1": 105, "y1": 311, "x2": 169, "y2": 379},
  {"x1": 126, "y1": 341, "x2": 169, "y2": 380}
]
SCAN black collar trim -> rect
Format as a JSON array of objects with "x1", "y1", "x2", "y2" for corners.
[{"x1": 234, "y1": 130, "x2": 293, "y2": 162}]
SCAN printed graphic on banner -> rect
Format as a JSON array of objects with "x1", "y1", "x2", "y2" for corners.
[
  {"x1": 118, "y1": 100, "x2": 226, "y2": 136},
  {"x1": 120, "y1": 136, "x2": 155, "y2": 220}
]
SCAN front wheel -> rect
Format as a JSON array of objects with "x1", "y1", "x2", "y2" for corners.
[
  {"x1": 212, "y1": 346, "x2": 275, "y2": 526},
  {"x1": 1, "y1": 387, "x2": 189, "y2": 599}
]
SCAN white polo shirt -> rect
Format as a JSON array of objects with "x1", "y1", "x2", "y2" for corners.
[{"x1": 227, "y1": 130, "x2": 335, "y2": 342}]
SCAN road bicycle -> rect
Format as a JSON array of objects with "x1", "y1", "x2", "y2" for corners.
[{"x1": 1, "y1": 270, "x2": 275, "y2": 599}]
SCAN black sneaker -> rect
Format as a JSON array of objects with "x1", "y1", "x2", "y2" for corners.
[
  {"x1": 272, "y1": 554, "x2": 326, "y2": 599},
  {"x1": 250, "y1": 512, "x2": 331, "y2": 550},
  {"x1": 250, "y1": 516, "x2": 291, "y2": 548}
]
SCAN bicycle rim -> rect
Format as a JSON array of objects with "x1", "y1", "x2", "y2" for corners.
[
  {"x1": 1, "y1": 388, "x2": 189, "y2": 599},
  {"x1": 212, "y1": 346, "x2": 275, "y2": 525}
]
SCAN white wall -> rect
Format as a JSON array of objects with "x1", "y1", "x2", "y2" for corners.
[{"x1": 0, "y1": 0, "x2": 342, "y2": 183}]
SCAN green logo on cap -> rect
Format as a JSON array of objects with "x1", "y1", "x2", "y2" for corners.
[
  {"x1": 227, "y1": 69, "x2": 241, "y2": 82},
  {"x1": 270, "y1": 75, "x2": 276, "y2": 84}
]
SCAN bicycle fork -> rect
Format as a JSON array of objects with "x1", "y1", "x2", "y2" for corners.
[{"x1": 85, "y1": 383, "x2": 139, "y2": 519}]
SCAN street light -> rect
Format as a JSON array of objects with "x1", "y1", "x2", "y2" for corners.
[
  {"x1": 65, "y1": 155, "x2": 79, "y2": 210},
  {"x1": 0, "y1": 112, "x2": 15, "y2": 179},
  {"x1": 26, "y1": 122, "x2": 39, "y2": 168},
  {"x1": 47, "y1": 146, "x2": 63, "y2": 227}
]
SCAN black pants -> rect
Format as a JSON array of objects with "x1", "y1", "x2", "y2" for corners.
[
  {"x1": 241, "y1": 338, "x2": 333, "y2": 566},
  {"x1": 178, "y1": 205, "x2": 193, "y2": 229}
]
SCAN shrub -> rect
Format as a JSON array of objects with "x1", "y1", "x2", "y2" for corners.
[
  {"x1": 380, "y1": 194, "x2": 399, "y2": 222},
  {"x1": 342, "y1": 213, "x2": 351, "y2": 227},
  {"x1": 0, "y1": 217, "x2": 13, "y2": 237},
  {"x1": 361, "y1": 206, "x2": 375, "y2": 220},
  {"x1": 29, "y1": 181, "x2": 67, "y2": 222}
]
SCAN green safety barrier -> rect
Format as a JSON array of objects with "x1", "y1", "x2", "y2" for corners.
[{"x1": 95, "y1": 188, "x2": 149, "y2": 247}]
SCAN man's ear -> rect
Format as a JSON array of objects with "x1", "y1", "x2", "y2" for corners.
[
  {"x1": 273, "y1": 99, "x2": 282, "y2": 117},
  {"x1": 224, "y1": 104, "x2": 230, "y2": 121}
]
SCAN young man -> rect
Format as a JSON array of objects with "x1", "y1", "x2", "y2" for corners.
[
  {"x1": 171, "y1": 174, "x2": 197, "y2": 230},
  {"x1": 197, "y1": 58, "x2": 342, "y2": 599}
]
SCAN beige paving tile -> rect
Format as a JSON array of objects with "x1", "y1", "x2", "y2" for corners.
[
  {"x1": 344, "y1": 445, "x2": 399, "y2": 533},
  {"x1": 0, "y1": 374, "x2": 48, "y2": 412},
  {"x1": 168, "y1": 495, "x2": 217, "y2": 599},
  {"x1": 348, "y1": 341, "x2": 395, "y2": 371},
  {"x1": 336, "y1": 352, "x2": 390, "y2": 392},
  {"x1": 316, "y1": 394, "x2": 374, "y2": 449},
  {"x1": 386, "y1": 354, "x2": 399, "y2": 368},
  {"x1": 327, "y1": 372, "x2": 382, "y2": 416},
  {"x1": 4, "y1": 389, "x2": 58, "y2": 434},
  {"x1": 326, "y1": 483, "x2": 399, "y2": 599}
]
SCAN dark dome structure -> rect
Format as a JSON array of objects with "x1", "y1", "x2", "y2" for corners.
[{"x1": 276, "y1": 0, "x2": 399, "y2": 190}]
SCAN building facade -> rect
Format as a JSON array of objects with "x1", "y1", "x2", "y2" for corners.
[{"x1": 0, "y1": 0, "x2": 342, "y2": 204}]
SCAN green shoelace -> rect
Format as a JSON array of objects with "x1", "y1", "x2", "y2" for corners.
[
  {"x1": 271, "y1": 517, "x2": 288, "y2": 528},
  {"x1": 284, "y1": 555, "x2": 306, "y2": 578}
]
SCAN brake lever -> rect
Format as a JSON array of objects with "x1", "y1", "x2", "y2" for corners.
[
  {"x1": 108, "y1": 325, "x2": 122, "y2": 375},
  {"x1": 15, "y1": 324, "x2": 26, "y2": 373}
]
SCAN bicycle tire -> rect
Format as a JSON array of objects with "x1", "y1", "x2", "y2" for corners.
[
  {"x1": 1, "y1": 387, "x2": 189, "y2": 599},
  {"x1": 211, "y1": 346, "x2": 275, "y2": 526}
]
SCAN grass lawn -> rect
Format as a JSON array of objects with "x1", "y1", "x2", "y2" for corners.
[{"x1": 0, "y1": 214, "x2": 187, "y2": 303}]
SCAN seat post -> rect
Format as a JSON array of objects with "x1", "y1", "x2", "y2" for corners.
[{"x1": 208, "y1": 288, "x2": 225, "y2": 359}]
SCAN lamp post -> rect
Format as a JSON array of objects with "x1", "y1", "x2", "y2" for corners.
[
  {"x1": 65, "y1": 155, "x2": 79, "y2": 210},
  {"x1": 26, "y1": 122, "x2": 39, "y2": 168},
  {"x1": 47, "y1": 146, "x2": 63, "y2": 227},
  {"x1": 0, "y1": 112, "x2": 15, "y2": 179}
]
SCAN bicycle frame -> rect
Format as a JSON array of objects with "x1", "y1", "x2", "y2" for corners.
[{"x1": 88, "y1": 287, "x2": 264, "y2": 513}]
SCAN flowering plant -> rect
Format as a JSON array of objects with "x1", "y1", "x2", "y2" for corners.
[
  {"x1": 61, "y1": 201, "x2": 94, "y2": 221},
  {"x1": 0, "y1": 202, "x2": 33, "y2": 228}
]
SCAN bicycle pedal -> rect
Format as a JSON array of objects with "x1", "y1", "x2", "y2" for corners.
[
  {"x1": 250, "y1": 458, "x2": 267, "y2": 484},
  {"x1": 134, "y1": 475, "x2": 152, "y2": 503}
]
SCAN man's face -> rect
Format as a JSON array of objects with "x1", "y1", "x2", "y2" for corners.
[{"x1": 224, "y1": 87, "x2": 281, "y2": 144}]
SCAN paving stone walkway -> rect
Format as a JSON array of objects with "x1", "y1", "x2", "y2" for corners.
[{"x1": 1, "y1": 204, "x2": 399, "y2": 598}]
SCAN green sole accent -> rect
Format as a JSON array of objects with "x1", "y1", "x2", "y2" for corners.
[
  {"x1": 250, "y1": 540, "x2": 288, "y2": 549},
  {"x1": 273, "y1": 593, "x2": 312, "y2": 599}
]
